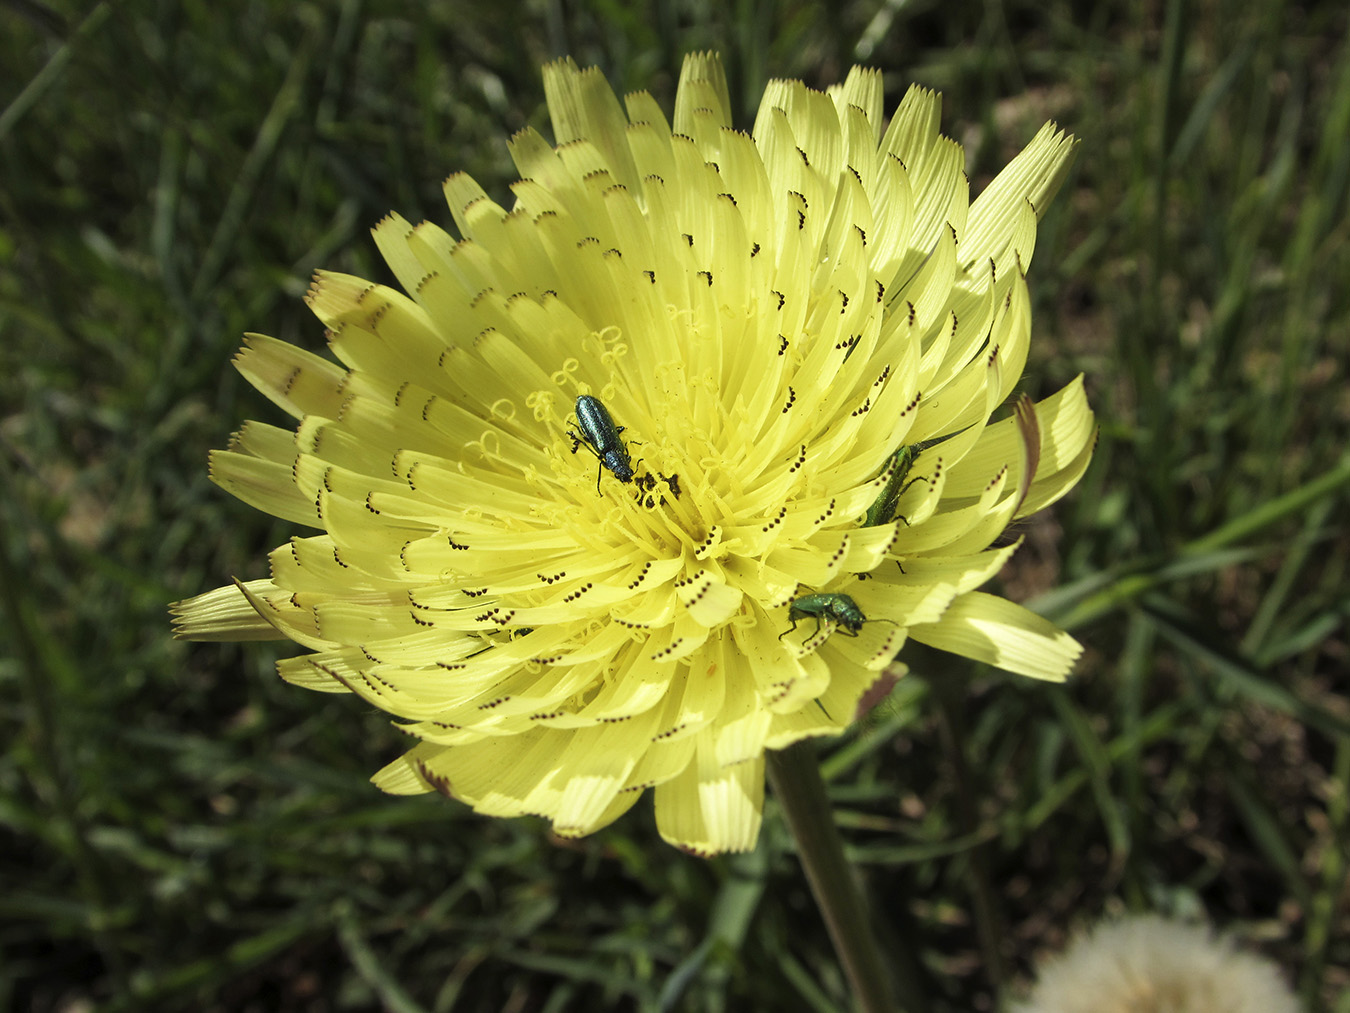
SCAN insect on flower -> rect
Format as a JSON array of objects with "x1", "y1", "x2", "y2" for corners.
[
  {"x1": 568, "y1": 394, "x2": 635, "y2": 493},
  {"x1": 779, "y1": 592, "x2": 886, "y2": 641},
  {"x1": 862, "y1": 430, "x2": 967, "y2": 527}
]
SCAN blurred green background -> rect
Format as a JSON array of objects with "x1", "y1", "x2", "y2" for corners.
[{"x1": 3, "y1": 0, "x2": 1348, "y2": 1010}]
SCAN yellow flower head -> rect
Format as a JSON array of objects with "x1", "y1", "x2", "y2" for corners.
[{"x1": 174, "y1": 54, "x2": 1095, "y2": 854}]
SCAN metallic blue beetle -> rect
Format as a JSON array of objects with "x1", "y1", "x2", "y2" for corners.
[{"x1": 568, "y1": 395, "x2": 635, "y2": 493}]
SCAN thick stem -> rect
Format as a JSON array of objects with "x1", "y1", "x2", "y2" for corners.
[{"x1": 767, "y1": 740, "x2": 901, "y2": 1013}]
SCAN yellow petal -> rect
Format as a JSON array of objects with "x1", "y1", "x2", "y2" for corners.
[{"x1": 907, "y1": 591, "x2": 1082, "y2": 681}]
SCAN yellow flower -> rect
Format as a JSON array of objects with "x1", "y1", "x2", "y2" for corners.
[{"x1": 173, "y1": 54, "x2": 1095, "y2": 854}]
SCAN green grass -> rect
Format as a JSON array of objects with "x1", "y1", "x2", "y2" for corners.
[{"x1": 3, "y1": 0, "x2": 1348, "y2": 1010}]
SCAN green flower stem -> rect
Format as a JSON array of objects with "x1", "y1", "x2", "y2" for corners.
[{"x1": 767, "y1": 740, "x2": 901, "y2": 1013}]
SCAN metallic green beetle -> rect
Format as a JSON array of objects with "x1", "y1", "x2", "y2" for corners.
[
  {"x1": 778, "y1": 592, "x2": 869, "y2": 641},
  {"x1": 862, "y1": 428, "x2": 968, "y2": 527}
]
